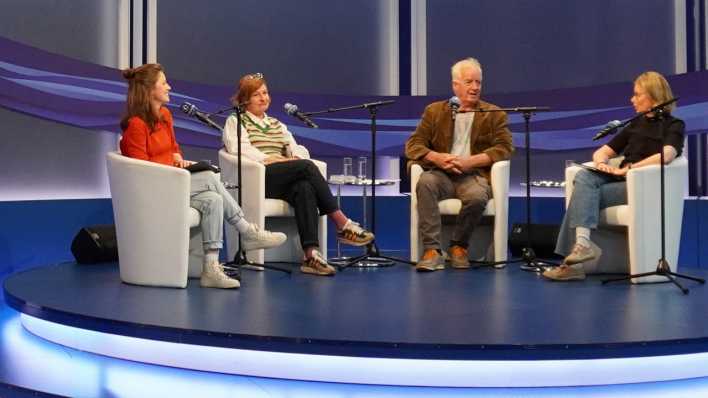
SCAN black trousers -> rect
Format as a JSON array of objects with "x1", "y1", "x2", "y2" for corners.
[{"x1": 265, "y1": 159, "x2": 338, "y2": 249}]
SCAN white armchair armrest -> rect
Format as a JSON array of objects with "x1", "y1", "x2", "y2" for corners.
[{"x1": 489, "y1": 160, "x2": 510, "y2": 262}]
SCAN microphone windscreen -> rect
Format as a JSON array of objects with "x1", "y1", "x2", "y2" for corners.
[
  {"x1": 181, "y1": 102, "x2": 196, "y2": 116},
  {"x1": 284, "y1": 103, "x2": 298, "y2": 115},
  {"x1": 449, "y1": 96, "x2": 461, "y2": 107},
  {"x1": 608, "y1": 120, "x2": 622, "y2": 128}
]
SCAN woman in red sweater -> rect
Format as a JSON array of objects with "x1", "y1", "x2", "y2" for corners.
[{"x1": 119, "y1": 64, "x2": 285, "y2": 289}]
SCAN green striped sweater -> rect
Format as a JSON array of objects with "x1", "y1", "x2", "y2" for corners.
[{"x1": 243, "y1": 113, "x2": 287, "y2": 156}]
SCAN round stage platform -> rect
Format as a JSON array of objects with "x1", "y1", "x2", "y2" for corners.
[{"x1": 4, "y1": 262, "x2": 708, "y2": 387}]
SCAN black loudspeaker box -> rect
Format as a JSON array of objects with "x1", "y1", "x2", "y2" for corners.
[
  {"x1": 508, "y1": 223, "x2": 562, "y2": 259},
  {"x1": 71, "y1": 225, "x2": 119, "y2": 264}
]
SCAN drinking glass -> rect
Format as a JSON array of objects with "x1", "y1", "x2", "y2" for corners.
[
  {"x1": 358, "y1": 156, "x2": 367, "y2": 181},
  {"x1": 343, "y1": 157, "x2": 353, "y2": 177}
]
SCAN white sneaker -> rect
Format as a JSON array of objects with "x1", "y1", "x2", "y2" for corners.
[
  {"x1": 200, "y1": 262, "x2": 240, "y2": 289},
  {"x1": 241, "y1": 224, "x2": 287, "y2": 251}
]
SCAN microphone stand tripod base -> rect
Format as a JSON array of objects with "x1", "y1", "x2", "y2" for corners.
[
  {"x1": 222, "y1": 249, "x2": 292, "y2": 280},
  {"x1": 327, "y1": 256, "x2": 353, "y2": 267},
  {"x1": 240, "y1": 264, "x2": 265, "y2": 271},
  {"x1": 519, "y1": 262, "x2": 552, "y2": 273},
  {"x1": 352, "y1": 257, "x2": 395, "y2": 268},
  {"x1": 602, "y1": 259, "x2": 704, "y2": 295},
  {"x1": 517, "y1": 248, "x2": 553, "y2": 272},
  {"x1": 224, "y1": 252, "x2": 265, "y2": 272},
  {"x1": 339, "y1": 242, "x2": 401, "y2": 269}
]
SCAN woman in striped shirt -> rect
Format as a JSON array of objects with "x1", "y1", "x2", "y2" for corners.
[{"x1": 223, "y1": 73, "x2": 374, "y2": 276}]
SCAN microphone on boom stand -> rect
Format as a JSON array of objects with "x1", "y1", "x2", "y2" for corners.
[
  {"x1": 180, "y1": 102, "x2": 223, "y2": 131},
  {"x1": 593, "y1": 120, "x2": 627, "y2": 141},
  {"x1": 284, "y1": 103, "x2": 319, "y2": 128}
]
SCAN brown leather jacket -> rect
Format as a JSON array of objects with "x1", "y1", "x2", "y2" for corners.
[{"x1": 404, "y1": 99, "x2": 514, "y2": 182}]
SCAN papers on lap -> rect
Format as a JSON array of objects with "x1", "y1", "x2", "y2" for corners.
[
  {"x1": 571, "y1": 162, "x2": 625, "y2": 181},
  {"x1": 185, "y1": 161, "x2": 220, "y2": 174}
]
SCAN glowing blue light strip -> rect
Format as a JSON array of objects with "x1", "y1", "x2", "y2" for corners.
[{"x1": 19, "y1": 314, "x2": 708, "y2": 388}]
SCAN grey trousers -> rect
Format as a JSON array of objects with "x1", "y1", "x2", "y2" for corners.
[
  {"x1": 189, "y1": 171, "x2": 246, "y2": 250},
  {"x1": 416, "y1": 169, "x2": 492, "y2": 250}
]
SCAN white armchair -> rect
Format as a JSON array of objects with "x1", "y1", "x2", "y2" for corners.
[
  {"x1": 410, "y1": 160, "x2": 510, "y2": 263},
  {"x1": 564, "y1": 156, "x2": 688, "y2": 283},
  {"x1": 218, "y1": 149, "x2": 328, "y2": 263},
  {"x1": 106, "y1": 151, "x2": 204, "y2": 288}
]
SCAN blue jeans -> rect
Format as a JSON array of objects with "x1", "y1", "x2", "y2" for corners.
[
  {"x1": 555, "y1": 169, "x2": 627, "y2": 256},
  {"x1": 189, "y1": 171, "x2": 246, "y2": 251}
]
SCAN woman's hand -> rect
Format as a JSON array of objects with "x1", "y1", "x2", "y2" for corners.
[
  {"x1": 592, "y1": 145, "x2": 616, "y2": 169},
  {"x1": 613, "y1": 166, "x2": 630, "y2": 176},
  {"x1": 596, "y1": 162, "x2": 613, "y2": 173},
  {"x1": 601, "y1": 164, "x2": 630, "y2": 176},
  {"x1": 173, "y1": 153, "x2": 193, "y2": 168}
]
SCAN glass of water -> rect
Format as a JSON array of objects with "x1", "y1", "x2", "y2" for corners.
[
  {"x1": 343, "y1": 157, "x2": 353, "y2": 177},
  {"x1": 358, "y1": 156, "x2": 367, "y2": 181}
]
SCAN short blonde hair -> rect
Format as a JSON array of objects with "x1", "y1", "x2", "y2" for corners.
[
  {"x1": 451, "y1": 58, "x2": 483, "y2": 81},
  {"x1": 635, "y1": 71, "x2": 675, "y2": 113}
]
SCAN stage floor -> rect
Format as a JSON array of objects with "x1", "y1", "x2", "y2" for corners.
[{"x1": 4, "y1": 262, "x2": 708, "y2": 387}]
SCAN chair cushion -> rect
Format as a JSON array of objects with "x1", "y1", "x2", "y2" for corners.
[
  {"x1": 264, "y1": 198, "x2": 295, "y2": 217},
  {"x1": 188, "y1": 207, "x2": 201, "y2": 228},
  {"x1": 438, "y1": 199, "x2": 495, "y2": 216},
  {"x1": 599, "y1": 205, "x2": 629, "y2": 226}
]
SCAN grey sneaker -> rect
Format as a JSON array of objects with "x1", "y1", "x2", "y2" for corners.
[
  {"x1": 301, "y1": 250, "x2": 336, "y2": 276},
  {"x1": 200, "y1": 262, "x2": 240, "y2": 288},
  {"x1": 564, "y1": 242, "x2": 598, "y2": 265},
  {"x1": 416, "y1": 249, "x2": 445, "y2": 272},
  {"x1": 448, "y1": 245, "x2": 470, "y2": 269},
  {"x1": 337, "y1": 219, "x2": 375, "y2": 246},
  {"x1": 542, "y1": 264, "x2": 586, "y2": 281},
  {"x1": 241, "y1": 224, "x2": 287, "y2": 251}
]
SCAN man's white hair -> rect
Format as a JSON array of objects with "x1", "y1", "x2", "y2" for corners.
[{"x1": 451, "y1": 57, "x2": 483, "y2": 80}]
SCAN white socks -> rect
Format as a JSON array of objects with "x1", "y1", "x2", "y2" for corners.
[
  {"x1": 575, "y1": 227, "x2": 592, "y2": 248},
  {"x1": 205, "y1": 250, "x2": 219, "y2": 265},
  {"x1": 235, "y1": 219, "x2": 251, "y2": 233}
]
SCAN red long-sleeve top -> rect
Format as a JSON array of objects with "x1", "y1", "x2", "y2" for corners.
[{"x1": 120, "y1": 107, "x2": 181, "y2": 166}]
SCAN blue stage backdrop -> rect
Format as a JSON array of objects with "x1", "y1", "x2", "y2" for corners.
[
  {"x1": 1, "y1": 36, "x2": 707, "y2": 276},
  {"x1": 1, "y1": 35, "x2": 707, "y2": 159}
]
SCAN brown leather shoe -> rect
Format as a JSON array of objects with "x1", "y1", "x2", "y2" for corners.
[{"x1": 448, "y1": 245, "x2": 470, "y2": 269}]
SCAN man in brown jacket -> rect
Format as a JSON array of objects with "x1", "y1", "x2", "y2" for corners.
[{"x1": 405, "y1": 58, "x2": 514, "y2": 271}]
